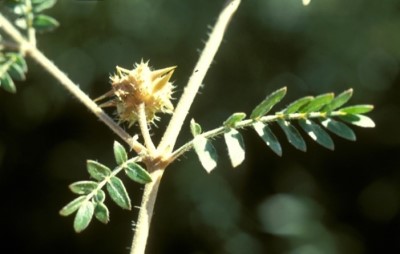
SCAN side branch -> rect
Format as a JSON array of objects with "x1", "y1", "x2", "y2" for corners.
[
  {"x1": 0, "y1": 14, "x2": 145, "y2": 154},
  {"x1": 157, "y1": 0, "x2": 241, "y2": 153}
]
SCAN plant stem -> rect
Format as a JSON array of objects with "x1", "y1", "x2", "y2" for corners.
[
  {"x1": 157, "y1": 0, "x2": 241, "y2": 154},
  {"x1": 0, "y1": 13, "x2": 145, "y2": 154},
  {"x1": 137, "y1": 103, "x2": 156, "y2": 155},
  {"x1": 24, "y1": 0, "x2": 37, "y2": 47},
  {"x1": 130, "y1": 168, "x2": 164, "y2": 254}
]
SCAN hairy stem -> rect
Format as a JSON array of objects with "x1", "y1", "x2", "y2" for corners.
[
  {"x1": 0, "y1": 14, "x2": 145, "y2": 154},
  {"x1": 24, "y1": 0, "x2": 37, "y2": 47},
  {"x1": 130, "y1": 168, "x2": 164, "y2": 254},
  {"x1": 137, "y1": 103, "x2": 156, "y2": 155},
  {"x1": 157, "y1": 0, "x2": 241, "y2": 153}
]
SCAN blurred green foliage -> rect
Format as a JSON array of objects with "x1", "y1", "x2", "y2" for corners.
[{"x1": 0, "y1": 0, "x2": 399, "y2": 253}]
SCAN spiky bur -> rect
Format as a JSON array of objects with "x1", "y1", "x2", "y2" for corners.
[{"x1": 95, "y1": 61, "x2": 176, "y2": 127}]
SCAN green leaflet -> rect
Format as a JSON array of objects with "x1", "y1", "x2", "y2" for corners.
[
  {"x1": 224, "y1": 128, "x2": 245, "y2": 167},
  {"x1": 190, "y1": 119, "x2": 202, "y2": 136},
  {"x1": 339, "y1": 114, "x2": 375, "y2": 128},
  {"x1": 32, "y1": 0, "x2": 57, "y2": 12},
  {"x1": 250, "y1": 87, "x2": 287, "y2": 119},
  {"x1": 282, "y1": 96, "x2": 314, "y2": 114},
  {"x1": 0, "y1": 72, "x2": 16, "y2": 93},
  {"x1": 33, "y1": 14, "x2": 59, "y2": 32},
  {"x1": 8, "y1": 63, "x2": 26, "y2": 81},
  {"x1": 277, "y1": 119, "x2": 307, "y2": 152},
  {"x1": 94, "y1": 203, "x2": 109, "y2": 224},
  {"x1": 339, "y1": 105, "x2": 374, "y2": 114},
  {"x1": 106, "y1": 176, "x2": 131, "y2": 210},
  {"x1": 94, "y1": 189, "x2": 106, "y2": 203},
  {"x1": 125, "y1": 162, "x2": 152, "y2": 184},
  {"x1": 74, "y1": 201, "x2": 94, "y2": 233},
  {"x1": 325, "y1": 89, "x2": 353, "y2": 111},
  {"x1": 253, "y1": 122, "x2": 282, "y2": 156},
  {"x1": 320, "y1": 118, "x2": 356, "y2": 141},
  {"x1": 59, "y1": 196, "x2": 86, "y2": 216},
  {"x1": 298, "y1": 119, "x2": 334, "y2": 150},
  {"x1": 113, "y1": 141, "x2": 128, "y2": 165},
  {"x1": 69, "y1": 181, "x2": 98, "y2": 195},
  {"x1": 193, "y1": 135, "x2": 218, "y2": 173},
  {"x1": 223, "y1": 112, "x2": 246, "y2": 127},
  {"x1": 299, "y1": 93, "x2": 334, "y2": 113},
  {"x1": 87, "y1": 160, "x2": 112, "y2": 181}
]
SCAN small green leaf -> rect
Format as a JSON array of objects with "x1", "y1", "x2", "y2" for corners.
[
  {"x1": 59, "y1": 196, "x2": 86, "y2": 216},
  {"x1": 8, "y1": 62, "x2": 25, "y2": 81},
  {"x1": 0, "y1": 72, "x2": 16, "y2": 93},
  {"x1": 325, "y1": 88, "x2": 353, "y2": 111},
  {"x1": 339, "y1": 105, "x2": 374, "y2": 114},
  {"x1": 320, "y1": 118, "x2": 356, "y2": 141},
  {"x1": 87, "y1": 160, "x2": 112, "y2": 181},
  {"x1": 224, "y1": 128, "x2": 245, "y2": 167},
  {"x1": 94, "y1": 190, "x2": 106, "y2": 203},
  {"x1": 250, "y1": 87, "x2": 287, "y2": 119},
  {"x1": 253, "y1": 122, "x2": 282, "y2": 156},
  {"x1": 113, "y1": 141, "x2": 127, "y2": 165},
  {"x1": 74, "y1": 201, "x2": 94, "y2": 233},
  {"x1": 282, "y1": 96, "x2": 314, "y2": 114},
  {"x1": 339, "y1": 114, "x2": 375, "y2": 128},
  {"x1": 298, "y1": 119, "x2": 334, "y2": 150},
  {"x1": 125, "y1": 162, "x2": 152, "y2": 184},
  {"x1": 277, "y1": 119, "x2": 307, "y2": 152},
  {"x1": 69, "y1": 181, "x2": 98, "y2": 195},
  {"x1": 300, "y1": 93, "x2": 334, "y2": 113},
  {"x1": 106, "y1": 176, "x2": 131, "y2": 210},
  {"x1": 193, "y1": 136, "x2": 218, "y2": 173},
  {"x1": 94, "y1": 203, "x2": 109, "y2": 224},
  {"x1": 190, "y1": 118, "x2": 202, "y2": 136},
  {"x1": 13, "y1": 54, "x2": 28, "y2": 73},
  {"x1": 32, "y1": 0, "x2": 57, "y2": 12},
  {"x1": 223, "y1": 112, "x2": 246, "y2": 127},
  {"x1": 33, "y1": 14, "x2": 59, "y2": 32},
  {"x1": 15, "y1": 18, "x2": 27, "y2": 30}
]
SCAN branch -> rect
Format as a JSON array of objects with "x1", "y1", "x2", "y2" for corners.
[
  {"x1": 157, "y1": 0, "x2": 241, "y2": 153},
  {"x1": 0, "y1": 13, "x2": 146, "y2": 154}
]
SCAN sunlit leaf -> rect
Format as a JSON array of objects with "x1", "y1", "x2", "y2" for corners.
[
  {"x1": 125, "y1": 162, "x2": 152, "y2": 184},
  {"x1": 339, "y1": 105, "x2": 374, "y2": 114},
  {"x1": 223, "y1": 112, "x2": 246, "y2": 127},
  {"x1": 113, "y1": 141, "x2": 127, "y2": 165},
  {"x1": 13, "y1": 53, "x2": 28, "y2": 72},
  {"x1": 277, "y1": 119, "x2": 307, "y2": 152},
  {"x1": 224, "y1": 128, "x2": 245, "y2": 167},
  {"x1": 32, "y1": 0, "x2": 57, "y2": 12},
  {"x1": 282, "y1": 96, "x2": 313, "y2": 114},
  {"x1": 33, "y1": 14, "x2": 59, "y2": 32},
  {"x1": 320, "y1": 118, "x2": 356, "y2": 141},
  {"x1": 94, "y1": 203, "x2": 109, "y2": 224},
  {"x1": 94, "y1": 190, "x2": 106, "y2": 203},
  {"x1": 0, "y1": 72, "x2": 16, "y2": 93},
  {"x1": 250, "y1": 87, "x2": 287, "y2": 119},
  {"x1": 298, "y1": 119, "x2": 334, "y2": 150},
  {"x1": 74, "y1": 201, "x2": 94, "y2": 233},
  {"x1": 190, "y1": 118, "x2": 202, "y2": 136},
  {"x1": 7, "y1": 63, "x2": 25, "y2": 81},
  {"x1": 69, "y1": 181, "x2": 98, "y2": 195},
  {"x1": 253, "y1": 122, "x2": 282, "y2": 156},
  {"x1": 87, "y1": 160, "x2": 112, "y2": 181},
  {"x1": 15, "y1": 18, "x2": 27, "y2": 29},
  {"x1": 299, "y1": 93, "x2": 334, "y2": 113},
  {"x1": 325, "y1": 89, "x2": 353, "y2": 111},
  {"x1": 106, "y1": 176, "x2": 131, "y2": 210},
  {"x1": 193, "y1": 136, "x2": 218, "y2": 173},
  {"x1": 339, "y1": 114, "x2": 375, "y2": 128},
  {"x1": 59, "y1": 196, "x2": 86, "y2": 216}
]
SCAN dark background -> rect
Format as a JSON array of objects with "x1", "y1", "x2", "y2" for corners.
[{"x1": 1, "y1": 0, "x2": 399, "y2": 253}]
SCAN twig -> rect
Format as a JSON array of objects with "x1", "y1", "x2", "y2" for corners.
[{"x1": 137, "y1": 103, "x2": 156, "y2": 155}]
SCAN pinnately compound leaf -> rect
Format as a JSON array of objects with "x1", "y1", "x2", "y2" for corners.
[
  {"x1": 69, "y1": 181, "x2": 98, "y2": 195},
  {"x1": 277, "y1": 119, "x2": 307, "y2": 152},
  {"x1": 282, "y1": 96, "x2": 314, "y2": 114},
  {"x1": 106, "y1": 176, "x2": 131, "y2": 210},
  {"x1": 113, "y1": 141, "x2": 128, "y2": 165},
  {"x1": 94, "y1": 203, "x2": 109, "y2": 224},
  {"x1": 300, "y1": 93, "x2": 334, "y2": 113},
  {"x1": 250, "y1": 87, "x2": 287, "y2": 119},
  {"x1": 33, "y1": 14, "x2": 59, "y2": 32},
  {"x1": 298, "y1": 119, "x2": 334, "y2": 150},
  {"x1": 253, "y1": 122, "x2": 282, "y2": 156},
  {"x1": 74, "y1": 201, "x2": 94, "y2": 233},
  {"x1": 125, "y1": 162, "x2": 152, "y2": 184},
  {"x1": 193, "y1": 136, "x2": 218, "y2": 173},
  {"x1": 223, "y1": 112, "x2": 246, "y2": 127},
  {"x1": 190, "y1": 119, "x2": 202, "y2": 136},
  {"x1": 87, "y1": 160, "x2": 112, "y2": 181},
  {"x1": 325, "y1": 88, "x2": 353, "y2": 111},
  {"x1": 224, "y1": 128, "x2": 245, "y2": 167},
  {"x1": 320, "y1": 118, "x2": 356, "y2": 141},
  {"x1": 339, "y1": 114, "x2": 375, "y2": 128},
  {"x1": 59, "y1": 196, "x2": 86, "y2": 216},
  {"x1": 339, "y1": 105, "x2": 374, "y2": 114}
]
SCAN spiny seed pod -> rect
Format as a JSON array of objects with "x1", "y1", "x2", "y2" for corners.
[{"x1": 95, "y1": 61, "x2": 176, "y2": 127}]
